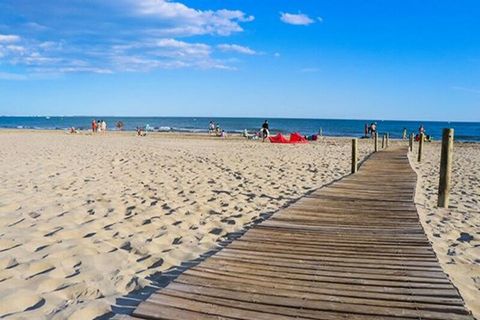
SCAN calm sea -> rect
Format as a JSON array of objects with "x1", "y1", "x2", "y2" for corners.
[{"x1": 1, "y1": 116, "x2": 479, "y2": 142}]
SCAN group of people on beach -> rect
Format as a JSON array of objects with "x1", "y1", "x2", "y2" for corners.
[
  {"x1": 415, "y1": 124, "x2": 432, "y2": 142},
  {"x1": 241, "y1": 120, "x2": 270, "y2": 142},
  {"x1": 91, "y1": 119, "x2": 107, "y2": 133},
  {"x1": 208, "y1": 121, "x2": 227, "y2": 138},
  {"x1": 365, "y1": 122, "x2": 377, "y2": 138},
  {"x1": 364, "y1": 122, "x2": 431, "y2": 142}
]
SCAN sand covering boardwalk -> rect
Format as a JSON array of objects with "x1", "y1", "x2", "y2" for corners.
[{"x1": 132, "y1": 147, "x2": 474, "y2": 320}]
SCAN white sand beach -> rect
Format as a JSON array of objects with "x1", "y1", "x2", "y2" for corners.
[
  {"x1": 410, "y1": 142, "x2": 480, "y2": 319},
  {"x1": 0, "y1": 131, "x2": 373, "y2": 319}
]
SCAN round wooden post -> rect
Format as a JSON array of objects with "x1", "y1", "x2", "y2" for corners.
[
  {"x1": 381, "y1": 134, "x2": 386, "y2": 149},
  {"x1": 417, "y1": 133, "x2": 424, "y2": 162},
  {"x1": 438, "y1": 128, "x2": 454, "y2": 208},
  {"x1": 409, "y1": 133, "x2": 414, "y2": 152},
  {"x1": 386, "y1": 133, "x2": 389, "y2": 148},
  {"x1": 374, "y1": 132, "x2": 378, "y2": 152},
  {"x1": 351, "y1": 138, "x2": 358, "y2": 174}
]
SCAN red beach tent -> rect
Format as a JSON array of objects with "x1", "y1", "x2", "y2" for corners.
[{"x1": 269, "y1": 132, "x2": 308, "y2": 144}]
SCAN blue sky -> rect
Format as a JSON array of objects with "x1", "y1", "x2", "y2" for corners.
[{"x1": 0, "y1": 0, "x2": 479, "y2": 121}]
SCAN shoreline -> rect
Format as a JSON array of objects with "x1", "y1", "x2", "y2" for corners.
[{"x1": 1, "y1": 128, "x2": 480, "y2": 144}]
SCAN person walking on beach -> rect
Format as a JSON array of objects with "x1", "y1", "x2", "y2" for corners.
[
  {"x1": 91, "y1": 119, "x2": 97, "y2": 133},
  {"x1": 208, "y1": 121, "x2": 215, "y2": 134},
  {"x1": 101, "y1": 120, "x2": 107, "y2": 133},
  {"x1": 261, "y1": 120, "x2": 269, "y2": 142}
]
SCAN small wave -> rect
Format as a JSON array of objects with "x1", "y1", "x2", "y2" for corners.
[
  {"x1": 171, "y1": 127, "x2": 208, "y2": 133},
  {"x1": 455, "y1": 135, "x2": 480, "y2": 142}
]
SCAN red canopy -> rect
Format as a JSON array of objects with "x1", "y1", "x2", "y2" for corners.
[
  {"x1": 289, "y1": 132, "x2": 308, "y2": 143},
  {"x1": 269, "y1": 133, "x2": 289, "y2": 143},
  {"x1": 269, "y1": 132, "x2": 308, "y2": 144}
]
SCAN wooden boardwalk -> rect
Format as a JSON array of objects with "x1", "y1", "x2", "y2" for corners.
[{"x1": 132, "y1": 147, "x2": 473, "y2": 320}]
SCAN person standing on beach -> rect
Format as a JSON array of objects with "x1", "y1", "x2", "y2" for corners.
[
  {"x1": 262, "y1": 120, "x2": 269, "y2": 142},
  {"x1": 370, "y1": 122, "x2": 377, "y2": 138},
  {"x1": 208, "y1": 121, "x2": 215, "y2": 134},
  {"x1": 419, "y1": 124, "x2": 425, "y2": 135},
  {"x1": 91, "y1": 119, "x2": 97, "y2": 133},
  {"x1": 101, "y1": 120, "x2": 107, "y2": 133},
  {"x1": 402, "y1": 128, "x2": 407, "y2": 140}
]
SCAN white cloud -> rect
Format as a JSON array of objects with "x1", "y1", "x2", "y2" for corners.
[
  {"x1": 128, "y1": 0, "x2": 254, "y2": 36},
  {"x1": 0, "y1": 1, "x2": 255, "y2": 74},
  {"x1": 274, "y1": 52, "x2": 280, "y2": 57},
  {"x1": 0, "y1": 34, "x2": 21, "y2": 43},
  {"x1": 110, "y1": 38, "x2": 231, "y2": 71},
  {"x1": 154, "y1": 38, "x2": 211, "y2": 58},
  {"x1": 280, "y1": 12, "x2": 315, "y2": 26},
  {"x1": 217, "y1": 44, "x2": 256, "y2": 55}
]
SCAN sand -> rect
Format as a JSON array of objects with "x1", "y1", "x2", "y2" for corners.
[
  {"x1": 0, "y1": 130, "x2": 372, "y2": 319},
  {"x1": 410, "y1": 142, "x2": 480, "y2": 319}
]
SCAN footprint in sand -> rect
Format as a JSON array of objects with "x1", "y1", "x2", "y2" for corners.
[
  {"x1": 0, "y1": 290, "x2": 45, "y2": 317},
  {"x1": 24, "y1": 261, "x2": 56, "y2": 279},
  {"x1": 0, "y1": 257, "x2": 18, "y2": 269},
  {"x1": 0, "y1": 239, "x2": 20, "y2": 252}
]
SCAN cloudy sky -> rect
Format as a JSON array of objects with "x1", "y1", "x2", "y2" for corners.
[{"x1": 0, "y1": 0, "x2": 479, "y2": 120}]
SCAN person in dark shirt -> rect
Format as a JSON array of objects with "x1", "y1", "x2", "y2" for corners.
[{"x1": 261, "y1": 120, "x2": 269, "y2": 142}]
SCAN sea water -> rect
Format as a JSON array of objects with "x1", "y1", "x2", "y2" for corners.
[{"x1": 0, "y1": 116, "x2": 479, "y2": 142}]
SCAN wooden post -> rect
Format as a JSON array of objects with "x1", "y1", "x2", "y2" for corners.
[
  {"x1": 417, "y1": 133, "x2": 424, "y2": 162},
  {"x1": 374, "y1": 132, "x2": 378, "y2": 152},
  {"x1": 409, "y1": 133, "x2": 414, "y2": 151},
  {"x1": 386, "y1": 133, "x2": 389, "y2": 148},
  {"x1": 438, "y1": 128, "x2": 454, "y2": 208},
  {"x1": 351, "y1": 138, "x2": 358, "y2": 174},
  {"x1": 381, "y1": 134, "x2": 386, "y2": 149}
]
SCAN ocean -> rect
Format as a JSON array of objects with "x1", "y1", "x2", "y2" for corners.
[{"x1": 1, "y1": 116, "x2": 479, "y2": 142}]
